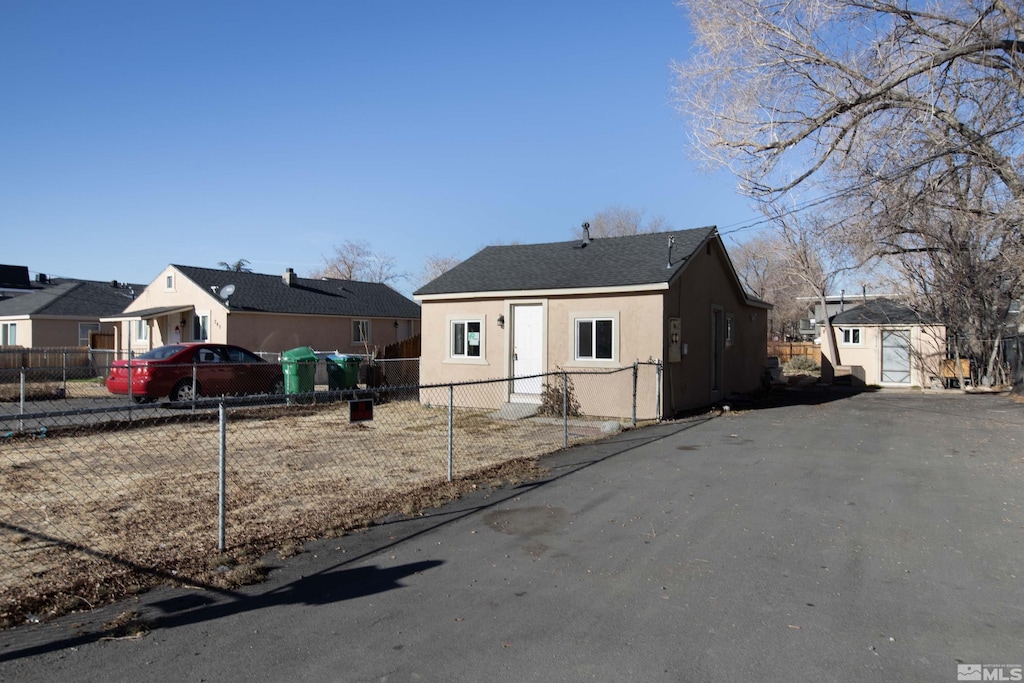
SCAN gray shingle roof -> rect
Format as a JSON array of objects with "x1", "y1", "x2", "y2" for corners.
[
  {"x1": 414, "y1": 227, "x2": 718, "y2": 296},
  {"x1": 174, "y1": 265, "x2": 421, "y2": 319},
  {"x1": 0, "y1": 280, "x2": 142, "y2": 317},
  {"x1": 830, "y1": 298, "x2": 936, "y2": 325}
]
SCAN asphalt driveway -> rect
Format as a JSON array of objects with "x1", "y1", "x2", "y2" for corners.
[{"x1": 1, "y1": 388, "x2": 1022, "y2": 682}]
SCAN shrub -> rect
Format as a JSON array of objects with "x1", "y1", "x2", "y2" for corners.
[
  {"x1": 784, "y1": 356, "x2": 820, "y2": 375},
  {"x1": 537, "y1": 371, "x2": 581, "y2": 417}
]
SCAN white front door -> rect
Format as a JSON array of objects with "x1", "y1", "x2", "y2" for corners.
[{"x1": 512, "y1": 304, "x2": 543, "y2": 398}]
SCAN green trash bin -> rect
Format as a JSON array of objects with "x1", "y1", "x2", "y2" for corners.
[
  {"x1": 281, "y1": 346, "x2": 319, "y2": 397},
  {"x1": 326, "y1": 354, "x2": 362, "y2": 391}
]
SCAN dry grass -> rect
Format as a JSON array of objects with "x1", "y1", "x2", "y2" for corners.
[{"x1": 0, "y1": 400, "x2": 599, "y2": 628}]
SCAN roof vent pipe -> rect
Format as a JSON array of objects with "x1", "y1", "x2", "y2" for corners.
[
  {"x1": 283, "y1": 268, "x2": 296, "y2": 287},
  {"x1": 667, "y1": 235, "x2": 676, "y2": 269},
  {"x1": 582, "y1": 222, "x2": 591, "y2": 243}
]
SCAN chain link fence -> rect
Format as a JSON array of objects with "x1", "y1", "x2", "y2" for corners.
[{"x1": 0, "y1": 356, "x2": 662, "y2": 627}]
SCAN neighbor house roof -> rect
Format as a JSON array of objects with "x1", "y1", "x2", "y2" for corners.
[
  {"x1": 0, "y1": 279, "x2": 143, "y2": 318},
  {"x1": 415, "y1": 227, "x2": 721, "y2": 297},
  {"x1": 830, "y1": 298, "x2": 937, "y2": 326},
  {"x1": 171, "y1": 265, "x2": 421, "y2": 319}
]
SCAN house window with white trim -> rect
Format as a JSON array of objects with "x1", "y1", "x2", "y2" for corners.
[
  {"x1": 165, "y1": 274, "x2": 174, "y2": 291},
  {"x1": 576, "y1": 317, "x2": 614, "y2": 361},
  {"x1": 451, "y1": 320, "x2": 482, "y2": 358},
  {"x1": 840, "y1": 327, "x2": 863, "y2": 345},
  {"x1": 1, "y1": 323, "x2": 16, "y2": 346},
  {"x1": 353, "y1": 319, "x2": 370, "y2": 345},
  {"x1": 193, "y1": 312, "x2": 210, "y2": 342},
  {"x1": 133, "y1": 319, "x2": 148, "y2": 343}
]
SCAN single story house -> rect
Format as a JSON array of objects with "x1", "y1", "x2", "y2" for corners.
[
  {"x1": 102, "y1": 265, "x2": 420, "y2": 356},
  {"x1": 794, "y1": 291, "x2": 891, "y2": 341},
  {"x1": 0, "y1": 266, "x2": 143, "y2": 348},
  {"x1": 824, "y1": 298, "x2": 946, "y2": 387},
  {"x1": 413, "y1": 227, "x2": 771, "y2": 418}
]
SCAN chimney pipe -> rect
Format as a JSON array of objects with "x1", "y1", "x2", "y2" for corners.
[{"x1": 283, "y1": 268, "x2": 296, "y2": 287}]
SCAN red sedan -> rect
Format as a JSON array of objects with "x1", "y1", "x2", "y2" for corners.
[{"x1": 106, "y1": 343, "x2": 284, "y2": 403}]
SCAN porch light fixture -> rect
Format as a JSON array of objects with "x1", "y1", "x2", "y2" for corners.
[{"x1": 497, "y1": 315, "x2": 505, "y2": 328}]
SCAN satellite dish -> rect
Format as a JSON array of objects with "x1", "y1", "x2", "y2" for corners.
[{"x1": 219, "y1": 284, "x2": 236, "y2": 299}]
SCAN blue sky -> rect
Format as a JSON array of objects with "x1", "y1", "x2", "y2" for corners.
[{"x1": 2, "y1": 1, "x2": 763, "y2": 296}]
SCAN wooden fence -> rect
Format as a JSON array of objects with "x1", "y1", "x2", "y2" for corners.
[
  {"x1": 767, "y1": 341, "x2": 821, "y2": 365},
  {"x1": 0, "y1": 346, "x2": 93, "y2": 370},
  {"x1": 379, "y1": 334, "x2": 421, "y2": 359}
]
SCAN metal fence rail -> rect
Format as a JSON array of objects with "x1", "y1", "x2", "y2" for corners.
[{"x1": 0, "y1": 361, "x2": 662, "y2": 627}]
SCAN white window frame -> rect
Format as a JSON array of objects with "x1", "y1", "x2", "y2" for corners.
[
  {"x1": 79, "y1": 322, "x2": 100, "y2": 347},
  {"x1": 840, "y1": 327, "x2": 863, "y2": 346},
  {"x1": 352, "y1": 319, "x2": 370, "y2": 345},
  {"x1": 1, "y1": 322, "x2": 16, "y2": 346},
  {"x1": 132, "y1": 319, "x2": 149, "y2": 343},
  {"x1": 193, "y1": 311, "x2": 210, "y2": 342},
  {"x1": 164, "y1": 274, "x2": 174, "y2": 291},
  {"x1": 574, "y1": 315, "x2": 616, "y2": 363},
  {"x1": 449, "y1": 318, "x2": 484, "y2": 361}
]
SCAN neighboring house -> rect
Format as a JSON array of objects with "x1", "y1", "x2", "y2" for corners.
[
  {"x1": 414, "y1": 227, "x2": 770, "y2": 418},
  {"x1": 102, "y1": 265, "x2": 420, "y2": 355},
  {"x1": 824, "y1": 298, "x2": 946, "y2": 387},
  {"x1": 794, "y1": 292, "x2": 891, "y2": 341},
  {"x1": 0, "y1": 269, "x2": 141, "y2": 348}
]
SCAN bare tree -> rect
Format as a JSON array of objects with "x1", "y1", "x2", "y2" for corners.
[
  {"x1": 758, "y1": 203, "x2": 878, "y2": 379},
  {"x1": 673, "y1": 0, "x2": 1024, "y2": 201},
  {"x1": 576, "y1": 206, "x2": 670, "y2": 239},
  {"x1": 217, "y1": 259, "x2": 252, "y2": 273},
  {"x1": 730, "y1": 232, "x2": 811, "y2": 340},
  {"x1": 673, "y1": 0, "x2": 1024, "y2": 382},
  {"x1": 311, "y1": 240, "x2": 401, "y2": 285},
  {"x1": 418, "y1": 253, "x2": 462, "y2": 287}
]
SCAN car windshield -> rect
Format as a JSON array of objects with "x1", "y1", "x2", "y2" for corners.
[{"x1": 137, "y1": 345, "x2": 185, "y2": 360}]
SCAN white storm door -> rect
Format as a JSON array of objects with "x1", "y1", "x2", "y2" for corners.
[{"x1": 512, "y1": 305, "x2": 543, "y2": 396}]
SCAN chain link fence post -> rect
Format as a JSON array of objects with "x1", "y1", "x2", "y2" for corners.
[
  {"x1": 191, "y1": 362, "x2": 198, "y2": 413},
  {"x1": 19, "y1": 368, "x2": 26, "y2": 432},
  {"x1": 447, "y1": 384, "x2": 454, "y2": 482},
  {"x1": 632, "y1": 361, "x2": 638, "y2": 429},
  {"x1": 562, "y1": 369, "x2": 568, "y2": 449},
  {"x1": 655, "y1": 360, "x2": 663, "y2": 422},
  {"x1": 218, "y1": 401, "x2": 227, "y2": 551}
]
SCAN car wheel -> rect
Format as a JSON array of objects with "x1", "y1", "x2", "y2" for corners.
[{"x1": 171, "y1": 380, "x2": 199, "y2": 403}]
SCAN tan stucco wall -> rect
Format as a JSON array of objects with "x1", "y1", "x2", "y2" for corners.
[
  {"x1": 663, "y1": 238, "x2": 768, "y2": 413},
  {"x1": 0, "y1": 317, "x2": 119, "y2": 349},
  {"x1": 824, "y1": 324, "x2": 946, "y2": 387},
  {"x1": 418, "y1": 293, "x2": 664, "y2": 418},
  {"x1": 227, "y1": 313, "x2": 418, "y2": 354}
]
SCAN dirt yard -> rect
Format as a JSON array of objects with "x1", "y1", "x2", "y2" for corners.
[{"x1": 0, "y1": 400, "x2": 606, "y2": 628}]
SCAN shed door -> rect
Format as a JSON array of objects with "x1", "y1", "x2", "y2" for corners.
[
  {"x1": 881, "y1": 330, "x2": 911, "y2": 384},
  {"x1": 512, "y1": 305, "x2": 543, "y2": 397}
]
